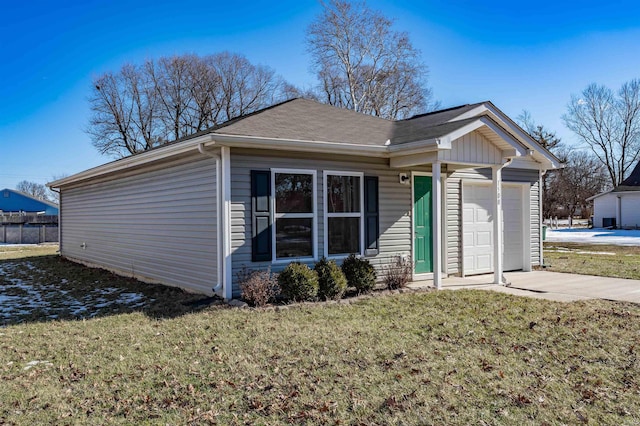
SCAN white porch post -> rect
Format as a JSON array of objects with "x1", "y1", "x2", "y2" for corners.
[
  {"x1": 432, "y1": 162, "x2": 442, "y2": 289},
  {"x1": 492, "y1": 165, "x2": 503, "y2": 284}
]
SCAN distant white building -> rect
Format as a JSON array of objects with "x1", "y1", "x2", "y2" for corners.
[{"x1": 589, "y1": 162, "x2": 640, "y2": 229}]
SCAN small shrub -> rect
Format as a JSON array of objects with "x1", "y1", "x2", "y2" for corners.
[
  {"x1": 341, "y1": 254, "x2": 376, "y2": 293},
  {"x1": 314, "y1": 257, "x2": 347, "y2": 300},
  {"x1": 278, "y1": 262, "x2": 319, "y2": 302},
  {"x1": 237, "y1": 267, "x2": 280, "y2": 307},
  {"x1": 383, "y1": 255, "x2": 412, "y2": 290}
]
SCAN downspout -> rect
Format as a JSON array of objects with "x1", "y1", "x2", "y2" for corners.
[
  {"x1": 197, "y1": 143, "x2": 224, "y2": 297},
  {"x1": 616, "y1": 194, "x2": 622, "y2": 229},
  {"x1": 539, "y1": 169, "x2": 546, "y2": 267},
  {"x1": 50, "y1": 187, "x2": 62, "y2": 253}
]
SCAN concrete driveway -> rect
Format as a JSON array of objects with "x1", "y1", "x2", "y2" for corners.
[{"x1": 440, "y1": 271, "x2": 640, "y2": 303}]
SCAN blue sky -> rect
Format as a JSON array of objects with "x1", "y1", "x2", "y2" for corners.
[{"x1": 2, "y1": 0, "x2": 640, "y2": 190}]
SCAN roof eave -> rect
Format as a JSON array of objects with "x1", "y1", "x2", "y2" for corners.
[
  {"x1": 448, "y1": 102, "x2": 562, "y2": 169},
  {"x1": 210, "y1": 133, "x2": 389, "y2": 156},
  {"x1": 48, "y1": 134, "x2": 217, "y2": 188}
]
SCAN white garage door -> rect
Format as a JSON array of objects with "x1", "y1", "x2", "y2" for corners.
[
  {"x1": 502, "y1": 185, "x2": 524, "y2": 271},
  {"x1": 463, "y1": 183, "x2": 525, "y2": 275},
  {"x1": 463, "y1": 183, "x2": 493, "y2": 275}
]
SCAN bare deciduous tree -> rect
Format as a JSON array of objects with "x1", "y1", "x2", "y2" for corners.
[
  {"x1": 562, "y1": 80, "x2": 640, "y2": 187},
  {"x1": 88, "y1": 53, "x2": 288, "y2": 158},
  {"x1": 307, "y1": 0, "x2": 437, "y2": 119},
  {"x1": 518, "y1": 112, "x2": 607, "y2": 218},
  {"x1": 549, "y1": 149, "x2": 609, "y2": 219},
  {"x1": 517, "y1": 111, "x2": 563, "y2": 217},
  {"x1": 16, "y1": 181, "x2": 50, "y2": 201}
]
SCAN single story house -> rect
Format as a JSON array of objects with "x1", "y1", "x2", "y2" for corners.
[
  {"x1": 589, "y1": 161, "x2": 640, "y2": 228},
  {"x1": 49, "y1": 99, "x2": 560, "y2": 299},
  {"x1": 0, "y1": 188, "x2": 59, "y2": 215}
]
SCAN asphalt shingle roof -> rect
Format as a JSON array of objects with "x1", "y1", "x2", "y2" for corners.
[
  {"x1": 212, "y1": 98, "x2": 484, "y2": 146},
  {"x1": 614, "y1": 160, "x2": 640, "y2": 191}
]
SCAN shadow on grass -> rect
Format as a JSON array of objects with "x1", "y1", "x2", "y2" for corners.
[{"x1": 0, "y1": 255, "x2": 224, "y2": 326}]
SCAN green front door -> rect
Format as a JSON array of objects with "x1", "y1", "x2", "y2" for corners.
[{"x1": 413, "y1": 176, "x2": 433, "y2": 274}]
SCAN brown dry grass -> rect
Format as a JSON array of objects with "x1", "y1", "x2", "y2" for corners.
[
  {"x1": 544, "y1": 242, "x2": 640, "y2": 280},
  {"x1": 1, "y1": 246, "x2": 639, "y2": 424}
]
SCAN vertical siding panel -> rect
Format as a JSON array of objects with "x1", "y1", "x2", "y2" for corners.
[
  {"x1": 530, "y1": 179, "x2": 541, "y2": 266},
  {"x1": 60, "y1": 156, "x2": 218, "y2": 295},
  {"x1": 445, "y1": 178, "x2": 461, "y2": 274}
]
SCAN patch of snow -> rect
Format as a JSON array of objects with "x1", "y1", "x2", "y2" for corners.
[
  {"x1": 546, "y1": 228, "x2": 640, "y2": 246},
  {"x1": 23, "y1": 360, "x2": 53, "y2": 370},
  {"x1": 1, "y1": 261, "x2": 150, "y2": 322}
]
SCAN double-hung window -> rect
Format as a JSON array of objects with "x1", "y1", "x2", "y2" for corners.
[
  {"x1": 272, "y1": 169, "x2": 317, "y2": 260},
  {"x1": 325, "y1": 171, "x2": 364, "y2": 257}
]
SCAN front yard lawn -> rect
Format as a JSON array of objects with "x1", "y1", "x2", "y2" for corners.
[
  {"x1": 544, "y1": 242, "x2": 640, "y2": 280},
  {"x1": 1, "y1": 249, "x2": 639, "y2": 424}
]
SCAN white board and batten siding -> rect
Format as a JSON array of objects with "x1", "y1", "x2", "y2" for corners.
[
  {"x1": 439, "y1": 131, "x2": 504, "y2": 165},
  {"x1": 60, "y1": 156, "x2": 219, "y2": 295},
  {"x1": 229, "y1": 148, "x2": 421, "y2": 297},
  {"x1": 445, "y1": 166, "x2": 541, "y2": 276}
]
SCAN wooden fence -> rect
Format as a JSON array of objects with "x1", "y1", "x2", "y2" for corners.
[{"x1": 0, "y1": 213, "x2": 58, "y2": 244}]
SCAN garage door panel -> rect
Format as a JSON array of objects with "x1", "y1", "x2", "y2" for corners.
[
  {"x1": 463, "y1": 183, "x2": 494, "y2": 275},
  {"x1": 476, "y1": 231, "x2": 491, "y2": 246},
  {"x1": 463, "y1": 183, "x2": 525, "y2": 275},
  {"x1": 476, "y1": 254, "x2": 492, "y2": 271}
]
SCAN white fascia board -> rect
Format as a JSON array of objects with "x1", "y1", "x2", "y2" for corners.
[
  {"x1": 48, "y1": 135, "x2": 217, "y2": 188},
  {"x1": 586, "y1": 191, "x2": 615, "y2": 201},
  {"x1": 448, "y1": 103, "x2": 561, "y2": 169},
  {"x1": 478, "y1": 116, "x2": 528, "y2": 156},
  {"x1": 588, "y1": 190, "x2": 640, "y2": 201},
  {"x1": 390, "y1": 117, "x2": 527, "y2": 160},
  {"x1": 438, "y1": 120, "x2": 486, "y2": 147},
  {"x1": 387, "y1": 138, "x2": 442, "y2": 156},
  {"x1": 210, "y1": 133, "x2": 388, "y2": 157}
]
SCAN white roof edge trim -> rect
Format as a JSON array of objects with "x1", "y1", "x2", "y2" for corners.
[
  {"x1": 48, "y1": 134, "x2": 216, "y2": 188},
  {"x1": 586, "y1": 191, "x2": 612, "y2": 201},
  {"x1": 210, "y1": 133, "x2": 389, "y2": 155},
  {"x1": 587, "y1": 190, "x2": 640, "y2": 201},
  {"x1": 387, "y1": 138, "x2": 440, "y2": 154},
  {"x1": 448, "y1": 103, "x2": 561, "y2": 169}
]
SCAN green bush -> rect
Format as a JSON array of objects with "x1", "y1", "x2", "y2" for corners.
[
  {"x1": 278, "y1": 262, "x2": 319, "y2": 302},
  {"x1": 341, "y1": 254, "x2": 377, "y2": 293},
  {"x1": 314, "y1": 257, "x2": 347, "y2": 300}
]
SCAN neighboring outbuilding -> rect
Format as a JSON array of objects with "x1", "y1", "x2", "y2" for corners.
[
  {"x1": 49, "y1": 99, "x2": 561, "y2": 299},
  {"x1": 0, "y1": 188, "x2": 59, "y2": 215},
  {"x1": 0, "y1": 188, "x2": 59, "y2": 244},
  {"x1": 589, "y1": 161, "x2": 640, "y2": 229}
]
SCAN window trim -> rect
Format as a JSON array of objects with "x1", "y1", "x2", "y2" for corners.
[
  {"x1": 271, "y1": 168, "x2": 317, "y2": 263},
  {"x1": 323, "y1": 170, "x2": 365, "y2": 259}
]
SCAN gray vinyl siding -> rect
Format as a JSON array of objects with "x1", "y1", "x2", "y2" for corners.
[
  {"x1": 230, "y1": 148, "x2": 420, "y2": 296},
  {"x1": 445, "y1": 166, "x2": 541, "y2": 275},
  {"x1": 445, "y1": 179, "x2": 462, "y2": 274},
  {"x1": 60, "y1": 155, "x2": 218, "y2": 295}
]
